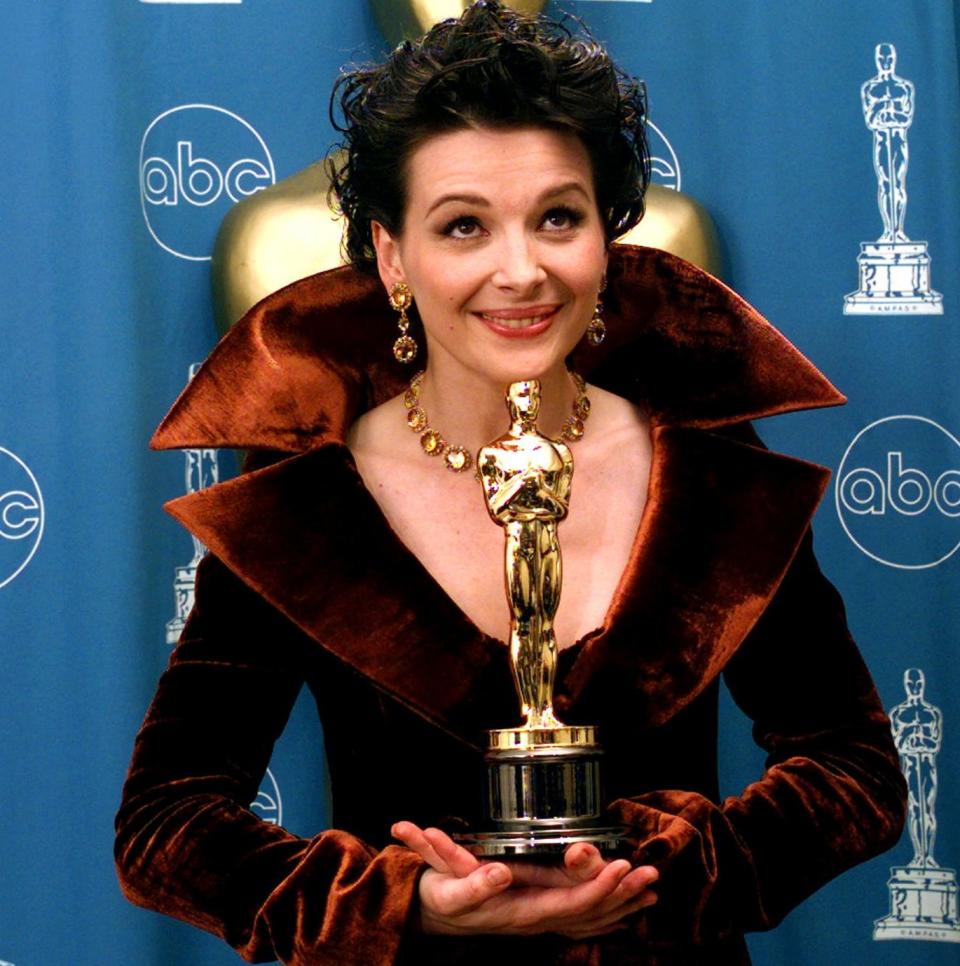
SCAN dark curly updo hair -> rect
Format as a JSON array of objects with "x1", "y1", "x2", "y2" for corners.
[{"x1": 327, "y1": 0, "x2": 650, "y2": 269}]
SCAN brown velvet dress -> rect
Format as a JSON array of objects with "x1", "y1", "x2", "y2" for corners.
[{"x1": 115, "y1": 245, "x2": 907, "y2": 964}]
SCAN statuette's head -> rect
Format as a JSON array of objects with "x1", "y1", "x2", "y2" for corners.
[
  {"x1": 875, "y1": 43, "x2": 896, "y2": 74},
  {"x1": 904, "y1": 667, "x2": 925, "y2": 697},
  {"x1": 506, "y1": 380, "x2": 541, "y2": 424}
]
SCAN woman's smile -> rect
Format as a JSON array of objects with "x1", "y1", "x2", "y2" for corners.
[{"x1": 474, "y1": 304, "x2": 561, "y2": 336}]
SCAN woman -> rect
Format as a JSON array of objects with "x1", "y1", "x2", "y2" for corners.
[{"x1": 115, "y1": 3, "x2": 906, "y2": 962}]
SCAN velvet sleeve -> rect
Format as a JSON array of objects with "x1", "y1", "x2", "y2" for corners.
[
  {"x1": 608, "y1": 529, "x2": 907, "y2": 943},
  {"x1": 114, "y1": 553, "x2": 426, "y2": 965}
]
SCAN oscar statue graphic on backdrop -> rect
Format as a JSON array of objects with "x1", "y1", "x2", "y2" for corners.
[
  {"x1": 455, "y1": 380, "x2": 624, "y2": 857},
  {"x1": 165, "y1": 363, "x2": 220, "y2": 645},
  {"x1": 845, "y1": 43, "x2": 942, "y2": 315},
  {"x1": 874, "y1": 668, "x2": 959, "y2": 942},
  {"x1": 159, "y1": 373, "x2": 283, "y2": 824}
]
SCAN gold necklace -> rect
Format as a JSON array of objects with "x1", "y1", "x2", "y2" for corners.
[{"x1": 402, "y1": 371, "x2": 591, "y2": 473}]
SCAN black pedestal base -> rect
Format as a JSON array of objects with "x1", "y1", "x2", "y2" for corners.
[{"x1": 455, "y1": 725, "x2": 627, "y2": 860}]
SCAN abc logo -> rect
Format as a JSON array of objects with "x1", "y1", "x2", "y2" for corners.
[
  {"x1": 139, "y1": 104, "x2": 275, "y2": 261},
  {"x1": 250, "y1": 767, "x2": 283, "y2": 827},
  {"x1": 0, "y1": 446, "x2": 44, "y2": 589},
  {"x1": 647, "y1": 120, "x2": 681, "y2": 191},
  {"x1": 835, "y1": 415, "x2": 960, "y2": 569}
]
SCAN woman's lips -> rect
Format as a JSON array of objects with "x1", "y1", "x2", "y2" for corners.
[{"x1": 474, "y1": 305, "x2": 560, "y2": 338}]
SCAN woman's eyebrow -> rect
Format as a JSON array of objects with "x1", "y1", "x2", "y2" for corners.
[
  {"x1": 538, "y1": 181, "x2": 591, "y2": 202},
  {"x1": 425, "y1": 181, "x2": 590, "y2": 218},
  {"x1": 425, "y1": 192, "x2": 489, "y2": 217}
]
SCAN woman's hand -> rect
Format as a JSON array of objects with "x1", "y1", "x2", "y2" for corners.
[{"x1": 392, "y1": 821, "x2": 658, "y2": 939}]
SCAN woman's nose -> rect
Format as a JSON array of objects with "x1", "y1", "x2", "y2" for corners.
[{"x1": 490, "y1": 234, "x2": 548, "y2": 291}]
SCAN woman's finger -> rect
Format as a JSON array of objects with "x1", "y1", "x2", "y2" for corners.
[
  {"x1": 526, "y1": 862, "x2": 655, "y2": 932},
  {"x1": 512, "y1": 858, "x2": 632, "y2": 928},
  {"x1": 425, "y1": 863, "x2": 514, "y2": 920},
  {"x1": 588, "y1": 863, "x2": 657, "y2": 904},
  {"x1": 608, "y1": 864, "x2": 658, "y2": 901},
  {"x1": 593, "y1": 887, "x2": 659, "y2": 926},
  {"x1": 572, "y1": 865, "x2": 658, "y2": 923},
  {"x1": 423, "y1": 826, "x2": 481, "y2": 878},
  {"x1": 391, "y1": 821, "x2": 451, "y2": 874},
  {"x1": 557, "y1": 885, "x2": 658, "y2": 938},
  {"x1": 456, "y1": 864, "x2": 513, "y2": 913},
  {"x1": 562, "y1": 842, "x2": 606, "y2": 882},
  {"x1": 634, "y1": 889, "x2": 658, "y2": 911}
]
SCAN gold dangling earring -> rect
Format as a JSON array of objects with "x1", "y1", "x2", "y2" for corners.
[
  {"x1": 586, "y1": 282, "x2": 606, "y2": 346},
  {"x1": 389, "y1": 281, "x2": 417, "y2": 363},
  {"x1": 586, "y1": 301, "x2": 606, "y2": 346}
]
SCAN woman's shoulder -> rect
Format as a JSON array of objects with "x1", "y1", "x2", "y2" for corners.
[{"x1": 345, "y1": 391, "x2": 409, "y2": 463}]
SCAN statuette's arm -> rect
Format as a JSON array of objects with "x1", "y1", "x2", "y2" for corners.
[
  {"x1": 899, "y1": 80, "x2": 915, "y2": 125},
  {"x1": 862, "y1": 84, "x2": 884, "y2": 128}
]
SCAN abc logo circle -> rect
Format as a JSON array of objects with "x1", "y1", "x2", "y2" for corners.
[
  {"x1": 250, "y1": 767, "x2": 283, "y2": 827},
  {"x1": 139, "y1": 104, "x2": 276, "y2": 261},
  {"x1": 647, "y1": 121, "x2": 681, "y2": 190},
  {"x1": 0, "y1": 447, "x2": 44, "y2": 589},
  {"x1": 835, "y1": 415, "x2": 960, "y2": 569}
]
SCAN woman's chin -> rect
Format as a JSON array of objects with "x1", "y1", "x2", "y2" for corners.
[
  {"x1": 480, "y1": 339, "x2": 583, "y2": 386},
  {"x1": 475, "y1": 358, "x2": 569, "y2": 389},
  {"x1": 424, "y1": 335, "x2": 583, "y2": 393}
]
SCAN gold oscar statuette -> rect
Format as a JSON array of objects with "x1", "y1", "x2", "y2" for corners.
[{"x1": 455, "y1": 380, "x2": 626, "y2": 858}]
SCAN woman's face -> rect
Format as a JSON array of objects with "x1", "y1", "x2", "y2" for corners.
[{"x1": 372, "y1": 126, "x2": 607, "y2": 387}]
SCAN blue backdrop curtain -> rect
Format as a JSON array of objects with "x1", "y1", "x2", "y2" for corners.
[{"x1": 1, "y1": 2, "x2": 957, "y2": 963}]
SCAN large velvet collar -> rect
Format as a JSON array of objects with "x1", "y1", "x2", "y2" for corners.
[{"x1": 153, "y1": 244, "x2": 844, "y2": 746}]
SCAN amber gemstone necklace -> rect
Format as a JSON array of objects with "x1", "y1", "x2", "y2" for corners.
[{"x1": 402, "y1": 370, "x2": 591, "y2": 474}]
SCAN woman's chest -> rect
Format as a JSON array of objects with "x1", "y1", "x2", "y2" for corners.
[{"x1": 364, "y1": 452, "x2": 649, "y2": 649}]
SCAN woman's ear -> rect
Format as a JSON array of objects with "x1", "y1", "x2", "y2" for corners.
[{"x1": 371, "y1": 220, "x2": 405, "y2": 292}]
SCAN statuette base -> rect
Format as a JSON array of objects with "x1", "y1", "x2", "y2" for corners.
[
  {"x1": 844, "y1": 241, "x2": 943, "y2": 315},
  {"x1": 456, "y1": 824, "x2": 627, "y2": 859},
  {"x1": 873, "y1": 865, "x2": 960, "y2": 942},
  {"x1": 456, "y1": 725, "x2": 627, "y2": 859}
]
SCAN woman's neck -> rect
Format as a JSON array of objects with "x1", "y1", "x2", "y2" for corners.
[{"x1": 415, "y1": 359, "x2": 575, "y2": 453}]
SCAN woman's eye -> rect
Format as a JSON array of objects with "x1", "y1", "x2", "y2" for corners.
[
  {"x1": 442, "y1": 216, "x2": 482, "y2": 239},
  {"x1": 439, "y1": 208, "x2": 583, "y2": 239},
  {"x1": 541, "y1": 207, "x2": 583, "y2": 231}
]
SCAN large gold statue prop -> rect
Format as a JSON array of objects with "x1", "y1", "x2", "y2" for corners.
[
  {"x1": 370, "y1": 0, "x2": 547, "y2": 47},
  {"x1": 458, "y1": 380, "x2": 625, "y2": 858}
]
